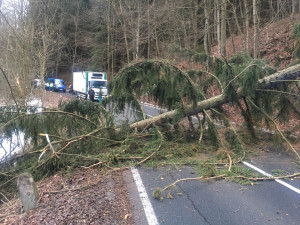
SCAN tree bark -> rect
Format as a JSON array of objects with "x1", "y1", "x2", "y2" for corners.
[
  {"x1": 193, "y1": 0, "x2": 199, "y2": 49},
  {"x1": 135, "y1": 0, "x2": 140, "y2": 59},
  {"x1": 130, "y1": 63, "x2": 300, "y2": 131},
  {"x1": 204, "y1": 0, "x2": 211, "y2": 70},
  {"x1": 244, "y1": 0, "x2": 250, "y2": 54},
  {"x1": 216, "y1": 0, "x2": 221, "y2": 55},
  {"x1": 220, "y1": 0, "x2": 227, "y2": 57},
  {"x1": 292, "y1": 0, "x2": 296, "y2": 18},
  {"x1": 228, "y1": 0, "x2": 243, "y2": 35},
  {"x1": 116, "y1": 0, "x2": 130, "y2": 63},
  {"x1": 253, "y1": 0, "x2": 260, "y2": 59}
]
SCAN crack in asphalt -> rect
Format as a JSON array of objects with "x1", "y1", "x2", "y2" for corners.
[{"x1": 167, "y1": 170, "x2": 212, "y2": 225}]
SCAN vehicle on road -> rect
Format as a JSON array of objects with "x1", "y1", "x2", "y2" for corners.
[
  {"x1": 45, "y1": 78, "x2": 66, "y2": 92},
  {"x1": 31, "y1": 78, "x2": 42, "y2": 88},
  {"x1": 72, "y1": 71, "x2": 108, "y2": 102}
]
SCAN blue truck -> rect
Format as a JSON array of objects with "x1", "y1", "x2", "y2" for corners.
[{"x1": 45, "y1": 78, "x2": 66, "y2": 92}]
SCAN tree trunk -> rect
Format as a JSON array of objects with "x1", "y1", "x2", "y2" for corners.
[
  {"x1": 216, "y1": 0, "x2": 221, "y2": 55},
  {"x1": 292, "y1": 0, "x2": 296, "y2": 18},
  {"x1": 193, "y1": 0, "x2": 199, "y2": 49},
  {"x1": 204, "y1": 0, "x2": 211, "y2": 70},
  {"x1": 116, "y1": 0, "x2": 130, "y2": 63},
  {"x1": 147, "y1": 0, "x2": 151, "y2": 58},
  {"x1": 253, "y1": 0, "x2": 260, "y2": 59},
  {"x1": 107, "y1": 1, "x2": 111, "y2": 76},
  {"x1": 135, "y1": 0, "x2": 140, "y2": 59},
  {"x1": 220, "y1": 0, "x2": 227, "y2": 57},
  {"x1": 244, "y1": 0, "x2": 250, "y2": 54},
  {"x1": 229, "y1": 0, "x2": 243, "y2": 35},
  {"x1": 130, "y1": 63, "x2": 300, "y2": 131},
  {"x1": 277, "y1": 0, "x2": 282, "y2": 20}
]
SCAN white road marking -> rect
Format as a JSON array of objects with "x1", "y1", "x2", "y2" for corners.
[
  {"x1": 242, "y1": 161, "x2": 300, "y2": 194},
  {"x1": 131, "y1": 167, "x2": 159, "y2": 225},
  {"x1": 126, "y1": 106, "x2": 153, "y2": 118}
]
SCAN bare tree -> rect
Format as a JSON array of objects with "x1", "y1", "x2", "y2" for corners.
[
  {"x1": 244, "y1": 0, "x2": 250, "y2": 54},
  {"x1": 220, "y1": 0, "x2": 227, "y2": 57},
  {"x1": 204, "y1": 0, "x2": 211, "y2": 69},
  {"x1": 253, "y1": 0, "x2": 260, "y2": 59}
]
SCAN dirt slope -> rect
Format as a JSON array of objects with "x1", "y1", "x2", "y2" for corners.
[{"x1": 212, "y1": 14, "x2": 300, "y2": 69}]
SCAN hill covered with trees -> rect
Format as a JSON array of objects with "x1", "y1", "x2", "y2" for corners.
[{"x1": 1, "y1": 0, "x2": 300, "y2": 84}]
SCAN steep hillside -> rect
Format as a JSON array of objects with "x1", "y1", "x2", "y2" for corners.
[{"x1": 212, "y1": 14, "x2": 300, "y2": 69}]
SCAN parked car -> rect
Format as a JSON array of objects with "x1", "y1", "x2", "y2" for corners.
[
  {"x1": 45, "y1": 78, "x2": 66, "y2": 92},
  {"x1": 31, "y1": 78, "x2": 41, "y2": 88}
]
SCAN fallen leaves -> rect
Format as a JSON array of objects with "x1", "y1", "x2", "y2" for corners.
[{"x1": 2, "y1": 169, "x2": 134, "y2": 225}]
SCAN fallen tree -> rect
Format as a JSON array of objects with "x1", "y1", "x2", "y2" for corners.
[
  {"x1": 1, "y1": 55, "x2": 300, "y2": 205},
  {"x1": 101, "y1": 57, "x2": 300, "y2": 160},
  {"x1": 130, "y1": 62, "x2": 300, "y2": 131}
]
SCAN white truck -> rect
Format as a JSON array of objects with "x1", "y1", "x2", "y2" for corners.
[{"x1": 73, "y1": 71, "x2": 108, "y2": 101}]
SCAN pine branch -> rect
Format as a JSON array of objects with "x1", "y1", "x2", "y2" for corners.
[
  {"x1": 247, "y1": 98, "x2": 300, "y2": 161},
  {"x1": 130, "y1": 63, "x2": 300, "y2": 131}
]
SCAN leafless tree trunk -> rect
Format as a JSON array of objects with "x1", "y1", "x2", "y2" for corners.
[
  {"x1": 204, "y1": 0, "x2": 211, "y2": 69},
  {"x1": 114, "y1": 0, "x2": 130, "y2": 63},
  {"x1": 71, "y1": 0, "x2": 81, "y2": 73},
  {"x1": 216, "y1": 0, "x2": 221, "y2": 55},
  {"x1": 228, "y1": 0, "x2": 243, "y2": 36},
  {"x1": 220, "y1": 0, "x2": 227, "y2": 57},
  {"x1": 292, "y1": 0, "x2": 296, "y2": 18},
  {"x1": 244, "y1": 0, "x2": 250, "y2": 54},
  {"x1": 135, "y1": 0, "x2": 140, "y2": 59},
  {"x1": 193, "y1": 0, "x2": 199, "y2": 49},
  {"x1": 147, "y1": 0, "x2": 151, "y2": 58},
  {"x1": 253, "y1": 0, "x2": 260, "y2": 59},
  {"x1": 106, "y1": 1, "x2": 112, "y2": 76}
]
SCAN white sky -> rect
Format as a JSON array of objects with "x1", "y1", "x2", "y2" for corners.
[{"x1": 1, "y1": 0, "x2": 28, "y2": 11}]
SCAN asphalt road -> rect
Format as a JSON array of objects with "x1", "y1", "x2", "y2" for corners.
[
  {"x1": 128, "y1": 159, "x2": 300, "y2": 225},
  {"x1": 124, "y1": 103, "x2": 300, "y2": 225},
  {"x1": 61, "y1": 93, "x2": 300, "y2": 225}
]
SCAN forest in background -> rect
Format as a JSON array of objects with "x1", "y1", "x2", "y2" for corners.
[{"x1": 1, "y1": 0, "x2": 300, "y2": 91}]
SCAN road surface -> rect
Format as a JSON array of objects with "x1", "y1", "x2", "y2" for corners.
[{"x1": 61, "y1": 92, "x2": 300, "y2": 225}]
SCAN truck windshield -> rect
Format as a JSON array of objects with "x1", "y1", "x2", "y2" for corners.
[
  {"x1": 91, "y1": 81, "x2": 106, "y2": 88},
  {"x1": 55, "y1": 80, "x2": 65, "y2": 86}
]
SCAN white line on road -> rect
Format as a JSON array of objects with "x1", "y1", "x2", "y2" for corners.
[
  {"x1": 242, "y1": 161, "x2": 300, "y2": 194},
  {"x1": 131, "y1": 167, "x2": 159, "y2": 225},
  {"x1": 126, "y1": 106, "x2": 153, "y2": 118}
]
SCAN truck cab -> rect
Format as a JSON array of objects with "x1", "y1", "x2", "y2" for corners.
[{"x1": 73, "y1": 71, "x2": 108, "y2": 101}]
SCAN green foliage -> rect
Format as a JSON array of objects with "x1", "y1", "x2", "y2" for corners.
[
  {"x1": 224, "y1": 130, "x2": 243, "y2": 154},
  {"x1": 271, "y1": 169, "x2": 288, "y2": 177},
  {"x1": 219, "y1": 53, "x2": 275, "y2": 100},
  {"x1": 0, "y1": 99, "x2": 121, "y2": 195},
  {"x1": 106, "y1": 59, "x2": 199, "y2": 114},
  {"x1": 291, "y1": 23, "x2": 300, "y2": 40},
  {"x1": 153, "y1": 188, "x2": 164, "y2": 201},
  {"x1": 293, "y1": 44, "x2": 300, "y2": 59},
  {"x1": 292, "y1": 23, "x2": 300, "y2": 59},
  {"x1": 198, "y1": 163, "x2": 218, "y2": 178},
  {"x1": 226, "y1": 165, "x2": 262, "y2": 185}
]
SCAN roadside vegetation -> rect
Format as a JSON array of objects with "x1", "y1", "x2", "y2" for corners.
[
  {"x1": 0, "y1": 0, "x2": 300, "y2": 218},
  {"x1": 1, "y1": 52, "x2": 299, "y2": 204}
]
